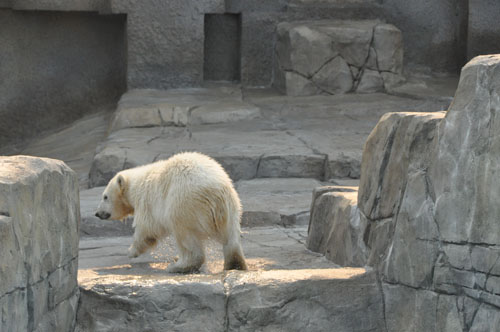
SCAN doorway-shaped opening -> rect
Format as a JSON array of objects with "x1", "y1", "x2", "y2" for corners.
[{"x1": 204, "y1": 14, "x2": 241, "y2": 82}]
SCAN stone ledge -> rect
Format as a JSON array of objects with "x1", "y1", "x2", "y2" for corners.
[
  {"x1": 7, "y1": 0, "x2": 112, "y2": 13},
  {"x1": 77, "y1": 226, "x2": 384, "y2": 331}
]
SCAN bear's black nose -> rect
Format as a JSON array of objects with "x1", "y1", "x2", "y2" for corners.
[{"x1": 95, "y1": 212, "x2": 111, "y2": 220}]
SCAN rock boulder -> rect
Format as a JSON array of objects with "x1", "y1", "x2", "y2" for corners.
[
  {"x1": 275, "y1": 20, "x2": 405, "y2": 96},
  {"x1": 0, "y1": 156, "x2": 80, "y2": 332}
]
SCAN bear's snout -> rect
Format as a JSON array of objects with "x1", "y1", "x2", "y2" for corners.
[{"x1": 95, "y1": 211, "x2": 111, "y2": 220}]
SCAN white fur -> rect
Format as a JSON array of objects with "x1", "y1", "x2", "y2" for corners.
[{"x1": 96, "y1": 152, "x2": 247, "y2": 273}]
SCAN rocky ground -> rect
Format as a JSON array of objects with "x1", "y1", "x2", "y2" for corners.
[{"x1": 8, "y1": 76, "x2": 457, "y2": 330}]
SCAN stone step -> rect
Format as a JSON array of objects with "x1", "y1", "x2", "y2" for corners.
[
  {"x1": 80, "y1": 178, "x2": 357, "y2": 236},
  {"x1": 76, "y1": 226, "x2": 385, "y2": 332},
  {"x1": 110, "y1": 86, "x2": 261, "y2": 132},
  {"x1": 88, "y1": 87, "x2": 451, "y2": 188}
]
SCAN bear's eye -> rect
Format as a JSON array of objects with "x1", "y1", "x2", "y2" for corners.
[{"x1": 103, "y1": 195, "x2": 108, "y2": 201}]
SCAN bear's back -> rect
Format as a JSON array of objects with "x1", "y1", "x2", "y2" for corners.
[{"x1": 145, "y1": 152, "x2": 233, "y2": 194}]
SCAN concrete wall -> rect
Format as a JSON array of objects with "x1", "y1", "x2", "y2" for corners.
[
  {"x1": 382, "y1": 0, "x2": 469, "y2": 74},
  {"x1": 1, "y1": 0, "x2": 500, "y2": 109},
  {"x1": 109, "y1": 0, "x2": 225, "y2": 89},
  {"x1": 232, "y1": 0, "x2": 385, "y2": 86},
  {"x1": 468, "y1": 0, "x2": 500, "y2": 60},
  {"x1": 0, "y1": 9, "x2": 126, "y2": 148}
]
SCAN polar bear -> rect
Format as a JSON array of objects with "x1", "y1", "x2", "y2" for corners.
[{"x1": 95, "y1": 152, "x2": 247, "y2": 273}]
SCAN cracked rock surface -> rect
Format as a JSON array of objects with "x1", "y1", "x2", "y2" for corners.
[
  {"x1": 0, "y1": 156, "x2": 80, "y2": 332},
  {"x1": 275, "y1": 20, "x2": 404, "y2": 96}
]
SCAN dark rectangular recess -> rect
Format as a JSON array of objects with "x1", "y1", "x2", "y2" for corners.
[{"x1": 204, "y1": 13, "x2": 241, "y2": 82}]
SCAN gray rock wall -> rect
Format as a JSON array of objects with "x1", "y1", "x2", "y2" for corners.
[
  {"x1": 371, "y1": 54, "x2": 500, "y2": 326},
  {"x1": 0, "y1": 8, "x2": 126, "y2": 147},
  {"x1": 308, "y1": 55, "x2": 500, "y2": 330},
  {"x1": 0, "y1": 156, "x2": 80, "y2": 332}
]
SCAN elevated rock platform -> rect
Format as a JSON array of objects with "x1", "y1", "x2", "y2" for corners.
[{"x1": 76, "y1": 226, "x2": 385, "y2": 332}]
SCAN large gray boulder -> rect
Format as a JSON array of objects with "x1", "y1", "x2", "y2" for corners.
[
  {"x1": 275, "y1": 20, "x2": 404, "y2": 96},
  {"x1": 0, "y1": 156, "x2": 80, "y2": 332},
  {"x1": 307, "y1": 55, "x2": 500, "y2": 331},
  {"x1": 431, "y1": 55, "x2": 500, "y2": 245}
]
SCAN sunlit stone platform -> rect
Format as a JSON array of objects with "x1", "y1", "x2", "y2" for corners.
[{"x1": 76, "y1": 226, "x2": 384, "y2": 332}]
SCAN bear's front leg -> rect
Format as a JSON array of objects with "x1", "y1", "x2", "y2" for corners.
[{"x1": 128, "y1": 230, "x2": 157, "y2": 258}]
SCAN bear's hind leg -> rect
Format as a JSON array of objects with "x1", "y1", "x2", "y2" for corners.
[
  {"x1": 223, "y1": 241, "x2": 248, "y2": 270},
  {"x1": 220, "y1": 212, "x2": 248, "y2": 271},
  {"x1": 167, "y1": 234, "x2": 205, "y2": 273}
]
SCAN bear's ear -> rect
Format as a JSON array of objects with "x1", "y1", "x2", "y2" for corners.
[{"x1": 117, "y1": 174, "x2": 126, "y2": 192}]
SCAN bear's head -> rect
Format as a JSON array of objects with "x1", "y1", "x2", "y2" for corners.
[{"x1": 95, "y1": 173, "x2": 134, "y2": 221}]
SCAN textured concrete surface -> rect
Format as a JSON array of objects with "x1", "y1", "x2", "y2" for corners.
[
  {"x1": 0, "y1": 9, "x2": 126, "y2": 147},
  {"x1": 0, "y1": 156, "x2": 80, "y2": 332},
  {"x1": 383, "y1": 0, "x2": 469, "y2": 73},
  {"x1": 468, "y1": 0, "x2": 500, "y2": 60}
]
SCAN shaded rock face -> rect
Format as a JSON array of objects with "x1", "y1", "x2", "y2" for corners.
[
  {"x1": 0, "y1": 156, "x2": 80, "y2": 332},
  {"x1": 275, "y1": 20, "x2": 404, "y2": 96},
  {"x1": 308, "y1": 55, "x2": 500, "y2": 331},
  {"x1": 306, "y1": 186, "x2": 368, "y2": 267},
  {"x1": 76, "y1": 268, "x2": 384, "y2": 332}
]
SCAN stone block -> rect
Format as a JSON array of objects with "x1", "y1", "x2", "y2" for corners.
[
  {"x1": 307, "y1": 186, "x2": 368, "y2": 267},
  {"x1": 275, "y1": 20, "x2": 404, "y2": 96},
  {"x1": 373, "y1": 23, "x2": 404, "y2": 74},
  {"x1": 0, "y1": 156, "x2": 79, "y2": 332}
]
